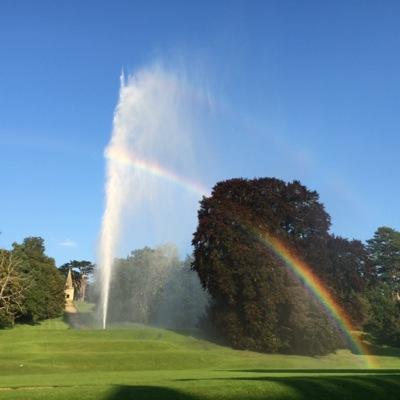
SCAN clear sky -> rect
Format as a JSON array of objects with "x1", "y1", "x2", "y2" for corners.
[{"x1": 1, "y1": 0, "x2": 399, "y2": 265}]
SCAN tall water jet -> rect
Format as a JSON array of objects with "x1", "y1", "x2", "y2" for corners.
[{"x1": 98, "y1": 65, "x2": 209, "y2": 329}]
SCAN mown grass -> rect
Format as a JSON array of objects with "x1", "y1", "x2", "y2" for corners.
[
  {"x1": 0, "y1": 315, "x2": 400, "y2": 399},
  {"x1": 74, "y1": 301, "x2": 96, "y2": 314}
]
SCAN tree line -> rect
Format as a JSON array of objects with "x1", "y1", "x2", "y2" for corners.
[
  {"x1": 0, "y1": 236, "x2": 96, "y2": 328},
  {"x1": 1, "y1": 176, "x2": 399, "y2": 356}
]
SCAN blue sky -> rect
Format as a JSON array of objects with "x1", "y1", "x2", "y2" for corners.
[{"x1": 1, "y1": 0, "x2": 399, "y2": 265}]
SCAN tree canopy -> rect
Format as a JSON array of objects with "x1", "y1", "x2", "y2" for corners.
[
  {"x1": 192, "y1": 178, "x2": 345, "y2": 354},
  {"x1": 367, "y1": 227, "x2": 400, "y2": 294},
  {"x1": 325, "y1": 236, "x2": 372, "y2": 326},
  {"x1": 364, "y1": 227, "x2": 400, "y2": 346},
  {"x1": 11, "y1": 237, "x2": 65, "y2": 324}
]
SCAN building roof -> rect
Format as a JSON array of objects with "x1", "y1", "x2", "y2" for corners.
[{"x1": 65, "y1": 269, "x2": 73, "y2": 289}]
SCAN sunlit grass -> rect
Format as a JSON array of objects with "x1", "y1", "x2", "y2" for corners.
[{"x1": 0, "y1": 316, "x2": 399, "y2": 399}]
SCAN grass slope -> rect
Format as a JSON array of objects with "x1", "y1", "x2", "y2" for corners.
[{"x1": 0, "y1": 317, "x2": 400, "y2": 399}]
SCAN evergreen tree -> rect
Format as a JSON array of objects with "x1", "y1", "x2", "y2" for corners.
[
  {"x1": 365, "y1": 227, "x2": 400, "y2": 345},
  {"x1": 367, "y1": 227, "x2": 400, "y2": 296},
  {"x1": 365, "y1": 282, "x2": 400, "y2": 347}
]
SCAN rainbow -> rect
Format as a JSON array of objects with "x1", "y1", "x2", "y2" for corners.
[
  {"x1": 256, "y1": 230, "x2": 377, "y2": 368},
  {"x1": 105, "y1": 146, "x2": 210, "y2": 198}
]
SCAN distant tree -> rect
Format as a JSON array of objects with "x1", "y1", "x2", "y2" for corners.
[
  {"x1": 107, "y1": 245, "x2": 179, "y2": 324},
  {"x1": 104, "y1": 245, "x2": 209, "y2": 330},
  {"x1": 0, "y1": 250, "x2": 29, "y2": 327},
  {"x1": 153, "y1": 256, "x2": 209, "y2": 330},
  {"x1": 325, "y1": 236, "x2": 372, "y2": 326},
  {"x1": 59, "y1": 260, "x2": 95, "y2": 301},
  {"x1": 367, "y1": 227, "x2": 400, "y2": 297},
  {"x1": 365, "y1": 282, "x2": 400, "y2": 347},
  {"x1": 192, "y1": 178, "x2": 341, "y2": 355},
  {"x1": 12, "y1": 237, "x2": 64, "y2": 323},
  {"x1": 364, "y1": 227, "x2": 400, "y2": 346}
]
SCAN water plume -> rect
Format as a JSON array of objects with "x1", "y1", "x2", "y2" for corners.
[{"x1": 98, "y1": 65, "x2": 209, "y2": 329}]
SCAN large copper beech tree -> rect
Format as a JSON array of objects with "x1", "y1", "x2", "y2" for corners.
[{"x1": 192, "y1": 178, "x2": 354, "y2": 355}]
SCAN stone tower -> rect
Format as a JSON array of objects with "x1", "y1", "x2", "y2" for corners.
[{"x1": 64, "y1": 269, "x2": 76, "y2": 313}]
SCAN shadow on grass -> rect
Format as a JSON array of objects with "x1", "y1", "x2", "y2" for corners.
[
  {"x1": 102, "y1": 374, "x2": 400, "y2": 400},
  {"x1": 224, "y1": 368, "x2": 400, "y2": 374},
  {"x1": 248, "y1": 375, "x2": 400, "y2": 399},
  {"x1": 177, "y1": 374, "x2": 400, "y2": 400},
  {"x1": 105, "y1": 385, "x2": 200, "y2": 400}
]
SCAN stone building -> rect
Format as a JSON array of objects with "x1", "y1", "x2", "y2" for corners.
[{"x1": 64, "y1": 269, "x2": 76, "y2": 313}]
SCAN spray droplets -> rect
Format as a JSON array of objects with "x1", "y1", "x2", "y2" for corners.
[{"x1": 98, "y1": 65, "x2": 209, "y2": 328}]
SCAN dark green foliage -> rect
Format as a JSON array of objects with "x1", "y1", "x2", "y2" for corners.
[
  {"x1": 365, "y1": 227, "x2": 400, "y2": 346},
  {"x1": 192, "y1": 178, "x2": 341, "y2": 355},
  {"x1": 277, "y1": 285, "x2": 344, "y2": 355},
  {"x1": 365, "y1": 283, "x2": 400, "y2": 347},
  {"x1": 11, "y1": 237, "x2": 65, "y2": 323},
  {"x1": 325, "y1": 236, "x2": 372, "y2": 326},
  {"x1": 367, "y1": 227, "x2": 400, "y2": 292}
]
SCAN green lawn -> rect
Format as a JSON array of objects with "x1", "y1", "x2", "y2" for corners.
[
  {"x1": 1, "y1": 316, "x2": 400, "y2": 399},
  {"x1": 74, "y1": 301, "x2": 96, "y2": 314}
]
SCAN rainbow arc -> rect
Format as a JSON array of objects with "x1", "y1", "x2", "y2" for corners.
[
  {"x1": 257, "y1": 230, "x2": 376, "y2": 368},
  {"x1": 106, "y1": 146, "x2": 210, "y2": 197}
]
